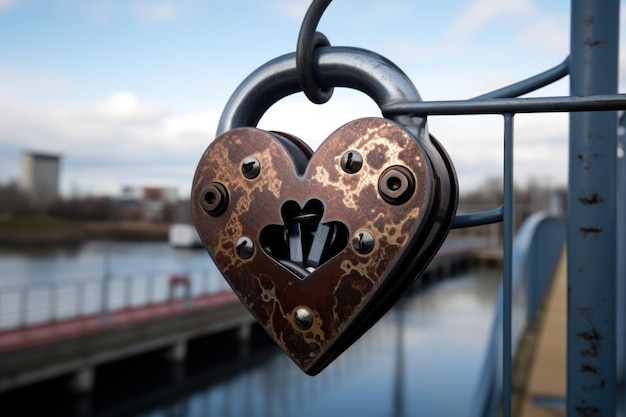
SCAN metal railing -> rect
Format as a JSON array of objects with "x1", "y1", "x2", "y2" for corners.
[
  {"x1": 471, "y1": 213, "x2": 565, "y2": 417},
  {"x1": 383, "y1": 2, "x2": 625, "y2": 415},
  {"x1": 0, "y1": 267, "x2": 231, "y2": 330}
]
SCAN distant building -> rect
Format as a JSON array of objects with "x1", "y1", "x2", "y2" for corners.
[
  {"x1": 118, "y1": 185, "x2": 178, "y2": 221},
  {"x1": 21, "y1": 151, "x2": 61, "y2": 205}
]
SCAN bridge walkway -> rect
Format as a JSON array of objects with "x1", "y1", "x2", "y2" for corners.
[{"x1": 516, "y1": 251, "x2": 566, "y2": 417}]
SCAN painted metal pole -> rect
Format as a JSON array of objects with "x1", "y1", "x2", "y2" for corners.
[
  {"x1": 502, "y1": 113, "x2": 514, "y2": 417},
  {"x1": 618, "y1": 110, "x2": 626, "y2": 417},
  {"x1": 568, "y1": 1, "x2": 619, "y2": 416}
]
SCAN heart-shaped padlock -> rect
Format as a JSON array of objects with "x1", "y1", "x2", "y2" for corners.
[{"x1": 192, "y1": 47, "x2": 458, "y2": 375}]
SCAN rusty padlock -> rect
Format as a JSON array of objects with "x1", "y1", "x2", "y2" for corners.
[{"x1": 192, "y1": 46, "x2": 458, "y2": 375}]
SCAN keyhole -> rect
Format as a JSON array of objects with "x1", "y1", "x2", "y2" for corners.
[
  {"x1": 340, "y1": 150, "x2": 363, "y2": 174},
  {"x1": 352, "y1": 230, "x2": 374, "y2": 254},
  {"x1": 346, "y1": 152, "x2": 353, "y2": 170}
]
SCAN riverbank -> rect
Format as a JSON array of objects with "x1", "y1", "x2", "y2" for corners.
[{"x1": 0, "y1": 218, "x2": 169, "y2": 247}]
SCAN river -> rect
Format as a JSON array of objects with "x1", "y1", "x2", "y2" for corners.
[{"x1": 0, "y1": 241, "x2": 501, "y2": 417}]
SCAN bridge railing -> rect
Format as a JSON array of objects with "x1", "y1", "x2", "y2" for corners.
[
  {"x1": 471, "y1": 212, "x2": 565, "y2": 417},
  {"x1": 0, "y1": 266, "x2": 231, "y2": 330}
]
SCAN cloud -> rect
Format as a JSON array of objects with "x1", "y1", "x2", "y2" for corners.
[
  {"x1": 130, "y1": 0, "x2": 179, "y2": 22},
  {"x1": 0, "y1": 0, "x2": 13, "y2": 11},
  {"x1": 94, "y1": 92, "x2": 167, "y2": 123},
  {"x1": 450, "y1": 0, "x2": 533, "y2": 37},
  {"x1": 0, "y1": 89, "x2": 571, "y2": 198},
  {"x1": 87, "y1": 0, "x2": 180, "y2": 24},
  {"x1": 0, "y1": 92, "x2": 218, "y2": 195},
  {"x1": 270, "y1": 0, "x2": 309, "y2": 21},
  {"x1": 520, "y1": 14, "x2": 569, "y2": 55},
  {"x1": 0, "y1": 66, "x2": 72, "y2": 100}
]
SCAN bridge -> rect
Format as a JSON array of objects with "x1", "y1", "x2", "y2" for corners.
[{"x1": 0, "y1": 246, "x2": 500, "y2": 394}]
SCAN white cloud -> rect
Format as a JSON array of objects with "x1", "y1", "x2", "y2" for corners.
[
  {"x1": 130, "y1": 0, "x2": 179, "y2": 22},
  {"x1": 270, "y1": 0, "x2": 309, "y2": 21},
  {"x1": 257, "y1": 89, "x2": 381, "y2": 149},
  {"x1": 450, "y1": 0, "x2": 533, "y2": 37},
  {"x1": 94, "y1": 92, "x2": 166, "y2": 123},
  {"x1": 520, "y1": 14, "x2": 569, "y2": 55},
  {"x1": 0, "y1": 92, "x2": 218, "y2": 195},
  {"x1": 0, "y1": 66, "x2": 71, "y2": 100},
  {"x1": 87, "y1": 0, "x2": 180, "y2": 24},
  {"x1": 0, "y1": 0, "x2": 13, "y2": 11},
  {"x1": 0, "y1": 84, "x2": 572, "y2": 197}
]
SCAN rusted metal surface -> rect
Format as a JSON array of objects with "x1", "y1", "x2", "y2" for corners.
[
  {"x1": 192, "y1": 117, "x2": 457, "y2": 374},
  {"x1": 567, "y1": 1, "x2": 619, "y2": 415}
]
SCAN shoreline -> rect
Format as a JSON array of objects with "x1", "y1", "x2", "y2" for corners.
[{"x1": 0, "y1": 220, "x2": 170, "y2": 247}]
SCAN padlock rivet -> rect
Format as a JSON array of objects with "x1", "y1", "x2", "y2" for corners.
[
  {"x1": 378, "y1": 166, "x2": 415, "y2": 204},
  {"x1": 340, "y1": 150, "x2": 363, "y2": 174},
  {"x1": 242, "y1": 156, "x2": 261, "y2": 179},
  {"x1": 294, "y1": 307, "x2": 314, "y2": 330},
  {"x1": 236, "y1": 237, "x2": 255, "y2": 259},
  {"x1": 352, "y1": 230, "x2": 375, "y2": 254},
  {"x1": 199, "y1": 183, "x2": 229, "y2": 216}
]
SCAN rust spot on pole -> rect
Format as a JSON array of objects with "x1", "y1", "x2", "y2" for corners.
[
  {"x1": 578, "y1": 328, "x2": 602, "y2": 357},
  {"x1": 575, "y1": 405, "x2": 601, "y2": 417},
  {"x1": 579, "y1": 227, "x2": 603, "y2": 237},
  {"x1": 578, "y1": 328, "x2": 602, "y2": 341},
  {"x1": 579, "y1": 193, "x2": 603, "y2": 205},
  {"x1": 581, "y1": 364, "x2": 598, "y2": 373},
  {"x1": 584, "y1": 38, "x2": 602, "y2": 47}
]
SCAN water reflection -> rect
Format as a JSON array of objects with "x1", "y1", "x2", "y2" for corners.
[
  {"x1": 0, "y1": 241, "x2": 214, "y2": 287},
  {"x1": 0, "y1": 241, "x2": 501, "y2": 417},
  {"x1": 124, "y1": 270, "x2": 500, "y2": 417}
]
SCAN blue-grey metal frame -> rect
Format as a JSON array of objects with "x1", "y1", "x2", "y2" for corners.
[
  {"x1": 384, "y1": 2, "x2": 623, "y2": 415},
  {"x1": 568, "y1": 2, "x2": 619, "y2": 416}
]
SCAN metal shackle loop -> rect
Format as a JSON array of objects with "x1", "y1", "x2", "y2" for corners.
[{"x1": 216, "y1": 46, "x2": 427, "y2": 138}]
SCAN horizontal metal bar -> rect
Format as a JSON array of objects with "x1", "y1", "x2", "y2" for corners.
[
  {"x1": 474, "y1": 57, "x2": 570, "y2": 100},
  {"x1": 383, "y1": 94, "x2": 626, "y2": 116},
  {"x1": 452, "y1": 207, "x2": 504, "y2": 229}
]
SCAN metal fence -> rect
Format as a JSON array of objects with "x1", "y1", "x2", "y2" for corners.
[
  {"x1": 398, "y1": 1, "x2": 624, "y2": 415},
  {"x1": 471, "y1": 213, "x2": 565, "y2": 417},
  {"x1": 0, "y1": 267, "x2": 231, "y2": 330}
]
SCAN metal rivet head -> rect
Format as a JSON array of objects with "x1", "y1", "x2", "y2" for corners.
[
  {"x1": 242, "y1": 156, "x2": 261, "y2": 179},
  {"x1": 352, "y1": 230, "x2": 375, "y2": 254},
  {"x1": 199, "y1": 183, "x2": 229, "y2": 216},
  {"x1": 236, "y1": 237, "x2": 254, "y2": 259},
  {"x1": 378, "y1": 166, "x2": 415, "y2": 204},
  {"x1": 340, "y1": 150, "x2": 363, "y2": 174},
  {"x1": 294, "y1": 307, "x2": 314, "y2": 330}
]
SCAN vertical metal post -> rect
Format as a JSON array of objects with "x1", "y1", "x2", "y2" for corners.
[
  {"x1": 125, "y1": 277, "x2": 132, "y2": 308},
  {"x1": 568, "y1": 1, "x2": 619, "y2": 415},
  {"x1": 618, "y1": 111, "x2": 626, "y2": 417},
  {"x1": 101, "y1": 242, "x2": 112, "y2": 324},
  {"x1": 20, "y1": 287, "x2": 28, "y2": 327},
  {"x1": 502, "y1": 113, "x2": 514, "y2": 417},
  {"x1": 77, "y1": 281, "x2": 84, "y2": 317},
  {"x1": 49, "y1": 285, "x2": 57, "y2": 322}
]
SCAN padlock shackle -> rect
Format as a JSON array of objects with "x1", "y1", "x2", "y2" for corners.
[{"x1": 216, "y1": 46, "x2": 426, "y2": 137}]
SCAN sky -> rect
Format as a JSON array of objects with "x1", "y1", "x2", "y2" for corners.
[{"x1": 0, "y1": 0, "x2": 624, "y2": 199}]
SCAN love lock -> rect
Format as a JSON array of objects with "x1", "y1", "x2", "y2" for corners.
[{"x1": 192, "y1": 47, "x2": 458, "y2": 375}]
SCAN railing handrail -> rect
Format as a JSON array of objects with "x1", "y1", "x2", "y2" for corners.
[
  {"x1": 0, "y1": 265, "x2": 230, "y2": 330},
  {"x1": 471, "y1": 211, "x2": 565, "y2": 417},
  {"x1": 0, "y1": 264, "x2": 219, "y2": 293}
]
